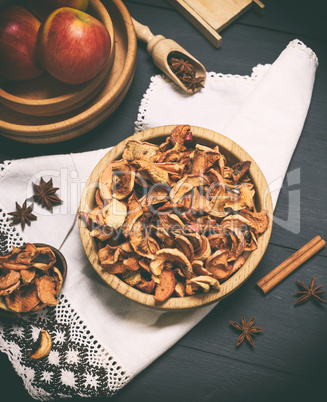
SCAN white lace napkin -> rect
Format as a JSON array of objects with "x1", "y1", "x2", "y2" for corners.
[{"x1": 0, "y1": 39, "x2": 317, "y2": 399}]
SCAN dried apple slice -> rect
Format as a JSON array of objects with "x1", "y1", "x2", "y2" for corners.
[
  {"x1": 185, "y1": 279, "x2": 200, "y2": 295},
  {"x1": 150, "y1": 248, "x2": 192, "y2": 279},
  {"x1": 0, "y1": 281, "x2": 20, "y2": 296},
  {"x1": 244, "y1": 230, "x2": 258, "y2": 251},
  {"x1": 225, "y1": 186, "x2": 254, "y2": 211},
  {"x1": 205, "y1": 249, "x2": 231, "y2": 280},
  {"x1": 29, "y1": 330, "x2": 52, "y2": 360},
  {"x1": 85, "y1": 206, "x2": 105, "y2": 227},
  {"x1": 20, "y1": 268, "x2": 36, "y2": 285},
  {"x1": 129, "y1": 217, "x2": 160, "y2": 259},
  {"x1": 230, "y1": 255, "x2": 246, "y2": 275},
  {"x1": 189, "y1": 275, "x2": 220, "y2": 290},
  {"x1": 122, "y1": 270, "x2": 142, "y2": 287},
  {"x1": 102, "y1": 198, "x2": 127, "y2": 230},
  {"x1": 0, "y1": 244, "x2": 37, "y2": 270},
  {"x1": 154, "y1": 269, "x2": 176, "y2": 302},
  {"x1": 98, "y1": 244, "x2": 120, "y2": 268},
  {"x1": 0, "y1": 297, "x2": 10, "y2": 311},
  {"x1": 231, "y1": 161, "x2": 251, "y2": 182},
  {"x1": 102, "y1": 261, "x2": 127, "y2": 274},
  {"x1": 122, "y1": 193, "x2": 144, "y2": 237},
  {"x1": 192, "y1": 260, "x2": 211, "y2": 276},
  {"x1": 138, "y1": 257, "x2": 151, "y2": 273},
  {"x1": 170, "y1": 124, "x2": 192, "y2": 148},
  {"x1": 194, "y1": 235, "x2": 211, "y2": 261},
  {"x1": 189, "y1": 148, "x2": 210, "y2": 175},
  {"x1": 137, "y1": 278, "x2": 155, "y2": 294},
  {"x1": 90, "y1": 227, "x2": 113, "y2": 242},
  {"x1": 204, "y1": 182, "x2": 229, "y2": 218},
  {"x1": 1, "y1": 261, "x2": 31, "y2": 270},
  {"x1": 146, "y1": 184, "x2": 170, "y2": 206},
  {"x1": 185, "y1": 232, "x2": 202, "y2": 252},
  {"x1": 122, "y1": 140, "x2": 161, "y2": 162},
  {"x1": 0, "y1": 270, "x2": 21, "y2": 290},
  {"x1": 36, "y1": 275, "x2": 59, "y2": 307},
  {"x1": 221, "y1": 223, "x2": 245, "y2": 261},
  {"x1": 95, "y1": 189, "x2": 104, "y2": 208},
  {"x1": 99, "y1": 160, "x2": 135, "y2": 200},
  {"x1": 133, "y1": 160, "x2": 171, "y2": 185},
  {"x1": 239, "y1": 210, "x2": 270, "y2": 234},
  {"x1": 170, "y1": 175, "x2": 209, "y2": 204},
  {"x1": 123, "y1": 256, "x2": 141, "y2": 271},
  {"x1": 174, "y1": 281, "x2": 186, "y2": 297},
  {"x1": 113, "y1": 166, "x2": 135, "y2": 200},
  {"x1": 5, "y1": 283, "x2": 40, "y2": 312},
  {"x1": 175, "y1": 235, "x2": 194, "y2": 262},
  {"x1": 32, "y1": 247, "x2": 56, "y2": 270},
  {"x1": 49, "y1": 266, "x2": 63, "y2": 295}
]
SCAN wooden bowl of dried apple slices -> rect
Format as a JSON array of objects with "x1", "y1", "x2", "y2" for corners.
[
  {"x1": 79, "y1": 125, "x2": 273, "y2": 311},
  {"x1": 0, "y1": 243, "x2": 67, "y2": 317}
]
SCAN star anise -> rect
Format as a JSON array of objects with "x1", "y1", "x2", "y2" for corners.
[
  {"x1": 294, "y1": 276, "x2": 326, "y2": 305},
  {"x1": 169, "y1": 57, "x2": 195, "y2": 76},
  {"x1": 229, "y1": 314, "x2": 264, "y2": 347},
  {"x1": 9, "y1": 200, "x2": 37, "y2": 231},
  {"x1": 181, "y1": 72, "x2": 205, "y2": 93},
  {"x1": 33, "y1": 177, "x2": 62, "y2": 211}
]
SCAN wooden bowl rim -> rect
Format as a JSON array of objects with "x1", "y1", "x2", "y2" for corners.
[
  {"x1": 79, "y1": 125, "x2": 273, "y2": 311},
  {"x1": 0, "y1": 0, "x2": 136, "y2": 136},
  {"x1": 0, "y1": 242, "x2": 67, "y2": 317},
  {"x1": 0, "y1": 0, "x2": 115, "y2": 109}
]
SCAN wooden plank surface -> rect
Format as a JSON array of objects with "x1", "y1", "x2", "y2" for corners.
[{"x1": 0, "y1": 0, "x2": 326, "y2": 401}]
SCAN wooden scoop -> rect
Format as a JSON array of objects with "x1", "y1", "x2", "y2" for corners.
[{"x1": 132, "y1": 18, "x2": 206, "y2": 94}]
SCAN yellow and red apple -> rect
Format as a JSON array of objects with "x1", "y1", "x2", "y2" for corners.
[
  {"x1": 37, "y1": 7, "x2": 111, "y2": 85},
  {"x1": 26, "y1": 0, "x2": 89, "y2": 21},
  {"x1": 0, "y1": 5, "x2": 43, "y2": 81}
]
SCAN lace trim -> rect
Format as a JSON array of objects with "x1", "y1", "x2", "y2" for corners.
[
  {"x1": 0, "y1": 160, "x2": 12, "y2": 180},
  {"x1": 134, "y1": 63, "x2": 271, "y2": 133},
  {"x1": 287, "y1": 39, "x2": 318, "y2": 67},
  {"x1": 0, "y1": 197, "x2": 131, "y2": 399}
]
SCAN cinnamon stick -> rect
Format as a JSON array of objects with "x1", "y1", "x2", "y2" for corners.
[
  {"x1": 257, "y1": 235, "x2": 322, "y2": 288},
  {"x1": 257, "y1": 236, "x2": 326, "y2": 294}
]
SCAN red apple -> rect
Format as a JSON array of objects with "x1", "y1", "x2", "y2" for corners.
[
  {"x1": 37, "y1": 7, "x2": 111, "y2": 85},
  {"x1": 0, "y1": 5, "x2": 43, "y2": 81},
  {"x1": 26, "y1": 0, "x2": 89, "y2": 21}
]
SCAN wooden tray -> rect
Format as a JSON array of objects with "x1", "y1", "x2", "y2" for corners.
[
  {"x1": 0, "y1": 0, "x2": 137, "y2": 144},
  {"x1": 78, "y1": 125, "x2": 273, "y2": 311},
  {"x1": 168, "y1": 0, "x2": 264, "y2": 48}
]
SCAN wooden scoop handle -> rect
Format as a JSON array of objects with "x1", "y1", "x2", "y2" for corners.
[
  {"x1": 132, "y1": 18, "x2": 155, "y2": 44},
  {"x1": 132, "y1": 18, "x2": 166, "y2": 56}
]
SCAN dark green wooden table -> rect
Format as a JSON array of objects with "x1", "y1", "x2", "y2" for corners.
[{"x1": 0, "y1": 1, "x2": 326, "y2": 401}]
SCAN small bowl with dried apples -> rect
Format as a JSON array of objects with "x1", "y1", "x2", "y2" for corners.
[
  {"x1": 78, "y1": 125, "x2": 273, "y2": 311},
  {"x1": 0, "y1": 243, "x2": 67, "y2": 317},
  {"x1": 0, "y1": 0, "x2": 114, "y2": 117}
]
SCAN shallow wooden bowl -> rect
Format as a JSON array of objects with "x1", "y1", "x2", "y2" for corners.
[
  {"x1": 0, "y1": 0, "x2": 115, "y2": 117},
  {"x1": 79, "y1": 125, "x2": 273, "y2": 311},
  {"x1": 0, "y1": 243, "x2": 67, "y2": 317},
  {"x1": 0, "y1": 0, "x2": 136, "y2": 143}
]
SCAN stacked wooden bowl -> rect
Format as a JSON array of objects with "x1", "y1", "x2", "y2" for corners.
[{"x1": 0, "y1": 0, "x2": 137, "y2": 144}]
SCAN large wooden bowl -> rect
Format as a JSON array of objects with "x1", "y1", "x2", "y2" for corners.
[
  {"x1": 0, "y1": 0, "x2": 136, "y2": 143},
  {"x1": 0, "y1": 0, "x2": 115, "y2": 117},
  {"x1": 79, "y1": 125, "x2": 273, "y2": 311}
]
